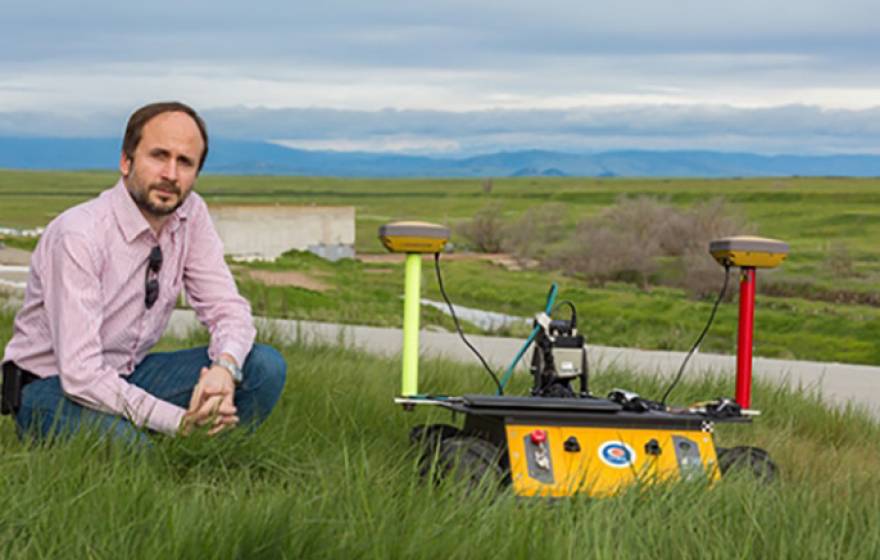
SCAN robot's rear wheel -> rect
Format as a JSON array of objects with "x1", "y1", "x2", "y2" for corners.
[{"x1": 717, "y1": 446, "x2": 778, "y2": 483}]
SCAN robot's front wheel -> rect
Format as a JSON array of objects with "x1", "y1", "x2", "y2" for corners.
[{"x1": 437, "y1": 436, "x2": 508, "y2": 489}]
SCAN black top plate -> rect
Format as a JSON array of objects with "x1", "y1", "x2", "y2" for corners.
[{"x1": 462, "y1": 394, "x2": 622, "y2": 412}]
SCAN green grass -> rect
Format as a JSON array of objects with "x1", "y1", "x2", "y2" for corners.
[
  {"x1": 2, "y1": 305, "x2": 880, "y2": 557},
  {"x1": 6, "y1": 170, "x2": 880, "y2": 365},
  {"x1": 3, "y1": 171, "x2": 880, "y2": 258},
  {"x1": 234, "y1": 252, "x2": 880, "y2": 365}
]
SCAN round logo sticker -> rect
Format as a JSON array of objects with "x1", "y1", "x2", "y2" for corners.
[{"x1": 598, "y1": 441, "x2": 636, "y2": 468}]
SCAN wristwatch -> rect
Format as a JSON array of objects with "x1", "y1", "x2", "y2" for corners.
[{"x1": 213, "y1": 356, "x2": 243, "y2": 385}]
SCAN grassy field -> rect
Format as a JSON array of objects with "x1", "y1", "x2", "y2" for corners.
[
  {"x1": 234, "y1": 251, "x2": 880, "y2": 365},
  {"x1": 4, "y1": 170, "x2": 880, "y2": 262},
  {"x1": 2, "y1": 303, "x2": 880, "y2": 558},
  {"x1": 4, "y1": 170, "x2": 880, "y2": 365}
]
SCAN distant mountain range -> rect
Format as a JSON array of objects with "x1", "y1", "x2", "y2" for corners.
[{"x1": 1, "y1": 137, "x2": 879, "y2": 178}]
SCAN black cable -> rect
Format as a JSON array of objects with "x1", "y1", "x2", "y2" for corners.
[
  {"x1": 551, "y1": 300, "x2": 577, "y2": 329},
  {"x1": 556, "y1": 299, "x2": 590, "y2": 397},
  {"x1": 433, "y1": 253, "x2": 504, "y2": 394},
  {"x1": 659, "y1": 264, "x2": 731, "y2": 406}
]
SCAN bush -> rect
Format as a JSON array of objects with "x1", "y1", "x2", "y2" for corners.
[
  {"x1": 550, "y1": 220, "x2": 659, "y2": 289},
  {"x1": 677, "y1": 198, "x2": 752, "y2": 297},
  {"x1": 605, "y1": 196, "x2": 679, "y2": 254},
  {"x1": 679, "y1": 249, "x2": 732, "y2": 299},
  {"x1": 680, "y1": 198, "x2": 749, "y2": 251},
  {"x1": 548, "y1": 196, "x2": 750, "y2": 295},
  {"x1": 500, "y1": 203, "x2": 567, "y2": 264},
  {"x1": 455, "y1": 204, "x2": 505, "y2": 253},
  {"x1": 548, "y1": 197, "x2": 675, "y2": 288}
]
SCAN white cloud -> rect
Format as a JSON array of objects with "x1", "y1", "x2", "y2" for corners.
[
  {"x1": 0, "y1": 0, "x2": 878, "y2": 155},
  {"x1": 271, "y1": 136, "x2": 461, "y2": 155},
  {"x1": 4, "y1": 102, "x2": 880, "y2": 155},
  {"x1": 2, "y1": 52, "x2": 880, "y2": 117}
]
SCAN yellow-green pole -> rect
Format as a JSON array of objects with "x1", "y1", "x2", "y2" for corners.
[{"x1": 402, "y1": 253, "x2": 421, "y2": 396}]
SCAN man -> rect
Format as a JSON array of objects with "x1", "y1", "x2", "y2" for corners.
[{"x1": 1, "y1": 101, "x2": 286, "y2": 444}]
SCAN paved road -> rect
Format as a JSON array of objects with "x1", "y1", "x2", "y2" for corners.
[
  {"x1": 0, "y1": 246, "x2": 32, "y2": 266},
  {"x1": 166, "y1": 309, "x2": 880, "y2": 417},
  {"x1": 0, "y1": 265, "x2": 27, "y2": 290},
  {"x1": 0, "y1": 247, "x2": 31, "y2": 291}
]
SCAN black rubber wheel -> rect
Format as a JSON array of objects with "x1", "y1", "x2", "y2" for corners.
[
  {"x1": 409, "y1": 423, "x2": 461, "y2": 449},
  {"x1": 436, "y1": 436, "x2": 506, "y2": 489},
  {"x1": 410, "y1": 424, "x2": 462, "y2": 478},
  {"x1": 717, "y1": 446, "x2": 778, "y2": 483}
]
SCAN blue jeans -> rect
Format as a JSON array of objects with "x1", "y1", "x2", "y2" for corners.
[{"x1": 14, "y1": 344, "x2": 287, "y2": 445}]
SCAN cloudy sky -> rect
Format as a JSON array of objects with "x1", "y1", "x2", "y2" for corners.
[{"x1": 1, "y1": 0, "x2": 879, "y2": 155}]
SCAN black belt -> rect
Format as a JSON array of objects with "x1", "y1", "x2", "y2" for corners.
[{"x1": 1, "y1": 361, "x2": 41, "y2": 415}]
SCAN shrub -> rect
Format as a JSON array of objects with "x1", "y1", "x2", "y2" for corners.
[
  {"x1": 547, "y1": 196, "x2": 750, "y2": 295},
  {"x1": 455, "y1": 204, "x2": 505, "y2": 253},
  {"x1": 550, "y1": 220, "x2": 659, "y2": 289},
  {"x1": 680, "y1": 198, "x2": 749, "y2": 251},
  {"x1": 680, "y1": 249, "x2": 732, "y2": 299},
  {"x1": 501, "y1": 203, "x2": 567, "y2": 263},
  {"x1": 547, "y1": 197, "x2": 676, "y2": 288},
  {"x1": 677, "y1": 198, "x2": 752, "y2": 297},
  {"x1": 605, "y1": 196, "x2": 678, "y2": 254}
]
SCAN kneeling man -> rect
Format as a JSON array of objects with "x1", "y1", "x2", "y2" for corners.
[{"x1": 1, "y1": 101, "x2": 286, "y2": 444}]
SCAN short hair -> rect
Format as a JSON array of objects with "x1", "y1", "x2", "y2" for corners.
[{"x1": 122, "y1": 101, "x2": 209, "y2": 172}]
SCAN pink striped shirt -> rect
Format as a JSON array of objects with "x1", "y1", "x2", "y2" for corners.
[{"x1": 3, "y1": 179, "x2": 256, "y2": 435}]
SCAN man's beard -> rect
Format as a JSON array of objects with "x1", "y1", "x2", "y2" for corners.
[{"x1": 125, "y1": 166, "x2": 190, "y2": 217}]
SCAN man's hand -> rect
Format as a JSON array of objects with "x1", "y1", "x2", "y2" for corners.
[{"x1": 180, "y1": 362, "x2": 239, "y2": 436}]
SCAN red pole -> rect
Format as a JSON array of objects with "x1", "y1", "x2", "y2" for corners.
[{"x1": 736, "y1": 267, "x2": 756, "y2": 408}]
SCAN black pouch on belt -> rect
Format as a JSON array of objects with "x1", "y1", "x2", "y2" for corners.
[{"x1": 1, "y1": 361, "x2": 24, "y2": 415}]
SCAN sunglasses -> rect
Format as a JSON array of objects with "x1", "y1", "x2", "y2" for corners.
[{"x1": 145, "y1": 246, "x2": 163, "y2": 309}]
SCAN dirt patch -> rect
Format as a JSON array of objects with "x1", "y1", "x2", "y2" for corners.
[
  {"x1": 358, "y1": 252, "x2": 498, "y2": 263},
  {"x1": 357, "y1": 252, "x2": 533, "y2": 271},
  {"x1": 485, "y1": 254, "x2": 539, "y2": 272},
  {"x1": 0, "y1": 246, "x2": 32, "y2": 266},
  {"x1": 246, "y1": 270, "x2": 331, "y2": 292}
]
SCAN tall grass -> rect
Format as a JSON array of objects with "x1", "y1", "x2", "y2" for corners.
[{"x1": 2, "y1": 305, "x2": 880, "y2": 558}]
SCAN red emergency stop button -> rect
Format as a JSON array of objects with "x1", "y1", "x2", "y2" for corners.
[{"x1": 530, "y1": 429, "x2": 547, "y2": 445}]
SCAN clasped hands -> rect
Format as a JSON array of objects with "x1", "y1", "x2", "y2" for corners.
[{"x1": 179, "y1": 363, "x2": 239, "y2": 436}]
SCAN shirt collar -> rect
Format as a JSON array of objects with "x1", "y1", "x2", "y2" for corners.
[
  {"x1": 110, "y1": 178, "x2": 192, "y2": 242},
  {"x1": 111, "y1": 178, "x2": 152, "y2": 243}
]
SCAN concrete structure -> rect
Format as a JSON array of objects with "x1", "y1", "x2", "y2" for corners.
[{"x1": 209, "y1": 205, "x2": 355, "y2": 261}]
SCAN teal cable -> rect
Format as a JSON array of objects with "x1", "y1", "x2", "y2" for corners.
[{"x1": 497, "y1": 283, "x2": 558, "y2": 393}]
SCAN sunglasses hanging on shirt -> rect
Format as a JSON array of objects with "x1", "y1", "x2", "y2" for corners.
[{"x1": 144, "y1": 245, "x2": 163, "y2": 309}]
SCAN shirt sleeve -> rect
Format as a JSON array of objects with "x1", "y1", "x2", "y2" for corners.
[
  {"x1": 45, "y1": 232, "x2": 186, "y2": 435},
  {"x1": 182, "y1": 198, "x2": 256, "y2": 368}
]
